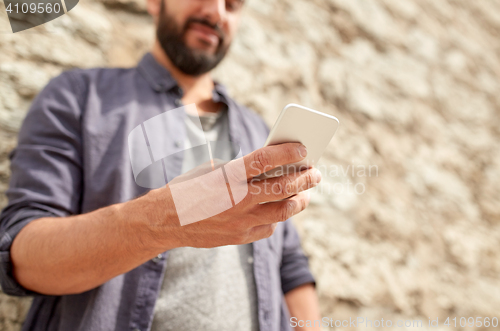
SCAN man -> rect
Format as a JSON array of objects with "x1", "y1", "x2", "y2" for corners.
[{"x1": 0, "y1": 0, "x2": 322, "y2": 330}]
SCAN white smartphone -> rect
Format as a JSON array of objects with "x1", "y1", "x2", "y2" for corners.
[{"x1": 257, "y1": 104, "x2": 339, "y2": 179}]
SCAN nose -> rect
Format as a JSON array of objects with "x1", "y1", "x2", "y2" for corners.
[{"x1": 200, "y1": 0, "x2": 227, "y2": 27}]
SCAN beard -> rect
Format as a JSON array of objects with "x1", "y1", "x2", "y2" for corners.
[{"x1": 156, "y1": 1, "x2": 230, "y2": 76}]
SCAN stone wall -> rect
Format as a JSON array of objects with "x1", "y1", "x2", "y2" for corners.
[{"x1": 1, "y1": 0, "x2": 499, "y2": 330}]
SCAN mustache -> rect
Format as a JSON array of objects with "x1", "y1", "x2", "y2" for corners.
[{"x1": 185, "y1": 17, "x2": 224, "y2": 41}]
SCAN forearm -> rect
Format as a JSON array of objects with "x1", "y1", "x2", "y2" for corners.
[
  {"x1": 285, "y1": 283, "x2": 321, "y2": 331},
  {"x1": 9, "y1": 143, "x2": 318, "y2": 296},
  {"x1": 10, "y1": 188, "x2": 179, "y2": 295}
]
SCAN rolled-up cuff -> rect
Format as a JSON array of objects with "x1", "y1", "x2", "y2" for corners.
[
  {"x1": 0, "y1": 211, "x2": 52, "y2": 296},
  {"x1": 281, "y1": 269, "x2": 316, "y2": 294}
]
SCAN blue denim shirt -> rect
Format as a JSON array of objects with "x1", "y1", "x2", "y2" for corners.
[{"x1": 0, "y1": 53, "x2": 315, "y2": 331}]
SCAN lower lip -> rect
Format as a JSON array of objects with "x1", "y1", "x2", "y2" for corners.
[{"x1": 188, "y1": 26, "x2": 219, "y2": 46}]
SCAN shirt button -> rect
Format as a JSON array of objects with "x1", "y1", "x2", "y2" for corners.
[
  {"x1": 154, "y1": 83, "x2": 165, "y2": 92},
  {"x1": 247, "y1": 256, "x2": 254, "y2": 264},
  {"x1": 151, "y1": 254, "x2": 162, "y2": 264}
]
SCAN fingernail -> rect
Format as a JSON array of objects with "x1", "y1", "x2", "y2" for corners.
[
  {"x1": 314, "y1": 169, "x2": 322, "y2": 183},
  {"x1": 298, "y1": 144, "x2": 307, "y2": 158}
]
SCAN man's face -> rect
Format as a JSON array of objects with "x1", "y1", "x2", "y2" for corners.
[{"x1": 153, "y1": 0, "x2": 244, "y2": 76}]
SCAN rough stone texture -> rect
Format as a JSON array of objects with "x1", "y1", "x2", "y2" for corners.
[{"x1": 0, "y1": 0, "x2": 499, "y2": 330}]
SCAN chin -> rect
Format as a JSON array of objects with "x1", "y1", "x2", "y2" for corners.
[
  {"x1": 185, "y1": 37, "x2": 218, "y2": 54},
  {"x1": 189, "y1": 44, "x2": 218, "y2": 57}
]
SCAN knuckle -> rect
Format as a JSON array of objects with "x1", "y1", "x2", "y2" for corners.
[
  {"x1": 277, "y1": 176, "x2": 293, "y2": 196},
  {"x1": 300, "y1": 196, "x2": 308, "y2": 211},
  {"x1": 304, "y1": 171, "x2": 315, "y2": 188},
  {"x1": 234, "y1": 231, "x2": 249, "y2": 245},
  {"x1": 254, "y1": 149, "x2": 272, "y2": 172},
  {"x1": 279, "y1": 200, "x2": 295, "y2": 222},
  {"x1": 301, "y1": 171, "x2": 314, "y2": 189},
  {"x1": 265, "y1": 224, "x2": 275, "y2": 238}
]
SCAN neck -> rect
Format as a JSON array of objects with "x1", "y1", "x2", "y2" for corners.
[{"x1": 152, "y1": 41, "x2": 219, "y2": 113}]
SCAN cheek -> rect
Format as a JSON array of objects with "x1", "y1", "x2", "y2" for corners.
[
  {"x1": 165, "y1": 0, "x2": 184, "y2": 13},
  {"x1": 164, "y1": 1, "x2": 192, "y2": 28},
  {"x1": 225, "y1": 19, "x2": 240, "y2": 44}
]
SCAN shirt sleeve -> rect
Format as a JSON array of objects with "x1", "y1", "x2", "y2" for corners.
[
  {"x1": 0, "y1": 71, "x2": 84, "y2": 296},
  {"x1": 280, "y1": 219, "x2": 316, "y2": 294}
]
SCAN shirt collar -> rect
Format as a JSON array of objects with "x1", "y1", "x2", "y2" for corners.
[
  {"x1": 137, "y1": 52, "x2": 232, "y2": 105},
  {"x1": 137, "y1": 52, "x2": 244, "y2": 151},
  {"x1": 137, "y1": 52, "x2": 179, "y2": 93}
]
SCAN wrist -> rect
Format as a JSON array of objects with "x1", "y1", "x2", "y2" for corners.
[{"x1": 121, "y1": 186, "x2": 183, "y2": 251}]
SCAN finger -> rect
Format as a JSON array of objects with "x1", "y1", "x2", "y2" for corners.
[
  {"x1": 252, "y1": 191, "x2": 311, "y2": 225},
  {"x1": 248, "y1": 223, "x2": 278, "y2": 242},
  {"x1": 242, "y1": 143, "x2": 307, "y2": 179},
  {"x1": 248, "y1": 168, "x2": 321, "y2": 203}
]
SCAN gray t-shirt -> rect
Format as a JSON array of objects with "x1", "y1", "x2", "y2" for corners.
[{"x1": 150, "y1": 107, "x2": 259, "y2": 331}]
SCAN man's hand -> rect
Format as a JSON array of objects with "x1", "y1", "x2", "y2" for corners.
[
  {"x1": 10, "y1": 143, "x2": 321, "y2": 295},
  {"x1": 150, "y1": 142, "x2": 322, "y2": 248}
]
